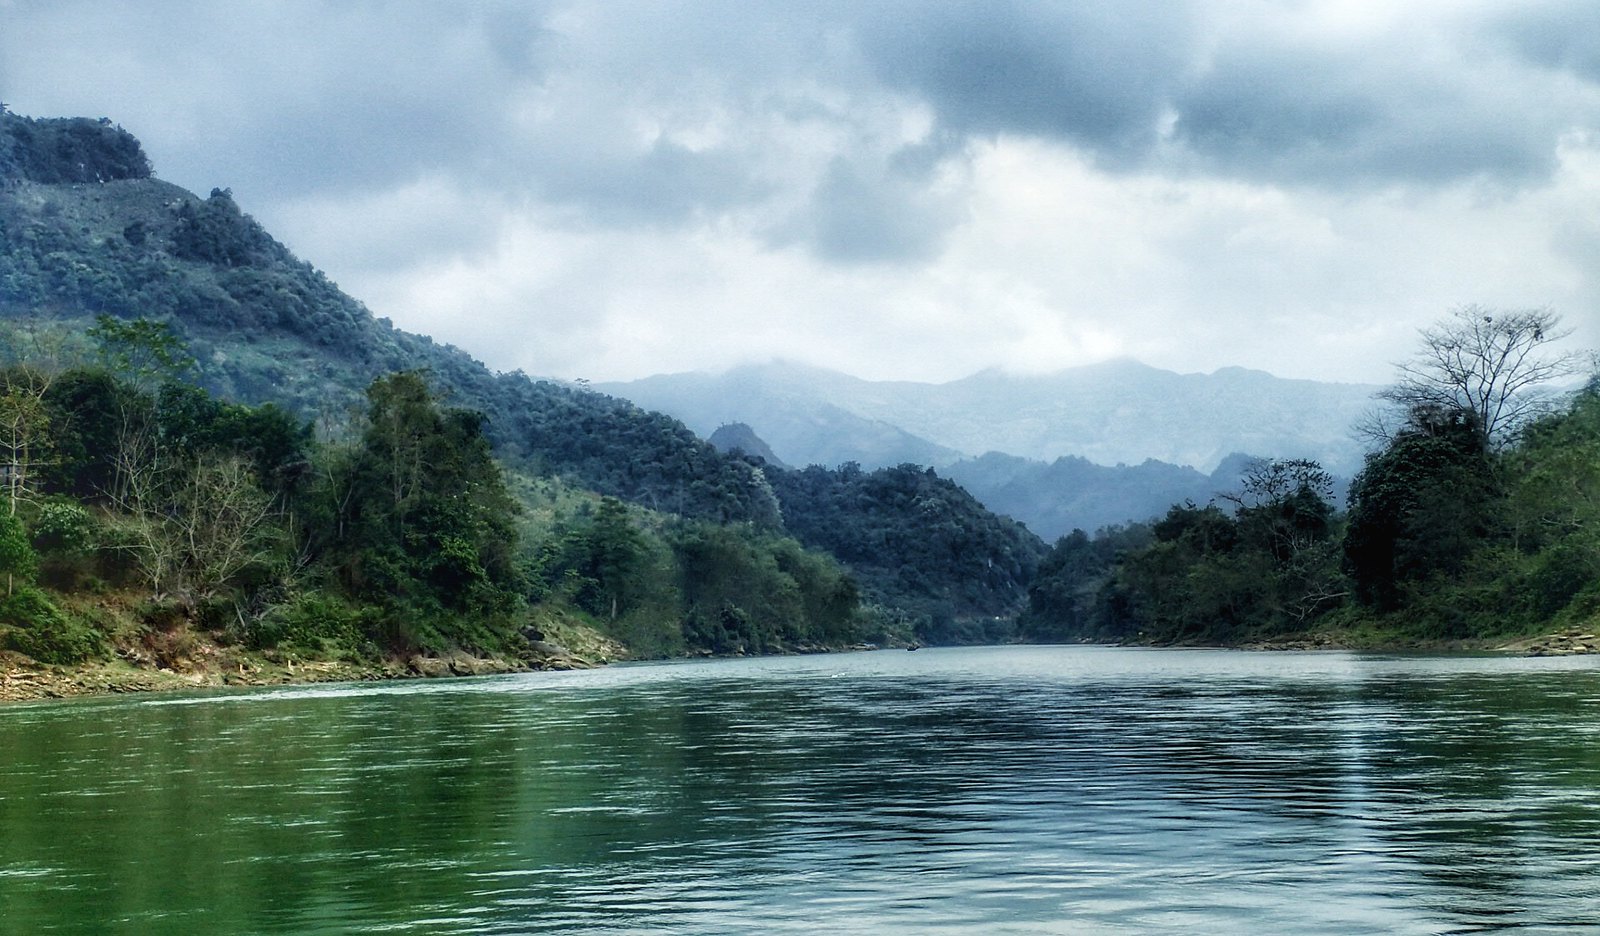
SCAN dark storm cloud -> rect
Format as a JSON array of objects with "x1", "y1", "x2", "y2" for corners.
[
  {"x1": 847, "y1": 2, "x2": 1598, "y2": 189},
  {"x1": 1170, "y1": 40, "x2": 1564, "y2": 186},
  {"x1": 1487, "y1": 1, "x2": 1600, "y2": 81},
  {"x1": 855, "y1": 0, "x2": 1197, "y2": 164},
  {"x1": 0, "y1": 0, "x2": 557, "y2": 199},
  {"x1": 6, "y1": 0, "x2": 1600, "y2": 265}
]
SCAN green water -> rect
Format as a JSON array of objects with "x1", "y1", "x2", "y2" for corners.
[{"x1": 3, "y1": 647, "x2": 1600, "y2": 934}]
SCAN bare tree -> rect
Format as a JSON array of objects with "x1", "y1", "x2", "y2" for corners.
[
  {"x1": 112, "y1": 453, "x2": 281, "y2": 608},
  {"x1": 1379, "y1": 306, "x2": 1586, "y2": 446},
  {"x1": 0, "y1": 318, "x2": 87, "y2": 515}
]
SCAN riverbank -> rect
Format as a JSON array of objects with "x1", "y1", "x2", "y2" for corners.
[
  {"x1": 1238, "y1": 628, "x2": 1600, "y2": 654},
  {"x1": 10, "y1": 623, "x2": 1597, "y2": 705},
  {"x1": 0, "y1": 642, "x2": 605, "y2": 704}
]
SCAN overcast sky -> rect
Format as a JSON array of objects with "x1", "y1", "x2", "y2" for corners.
[{"x1": 3, "y1": 0, "x2": 1598, "y2": 384}]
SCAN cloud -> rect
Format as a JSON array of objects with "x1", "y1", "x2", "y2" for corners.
[
  {"x1": 3, "y1": 0, "x2": 1599, "y2": 388},
  {"x1": 1171, "y1": 23, "x2": 1587, "y2": 187},
  {"x1": 856, "y1": 0, "x2": 1198, "y2": 162},
  {"x1": 1487, "y1": 1, "x2": 1600, "y2": 82}
]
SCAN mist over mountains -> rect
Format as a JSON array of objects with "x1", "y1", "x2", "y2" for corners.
[
  {"x1": 601, "y1": 358, "x2": 1379, "y2": 476},
  {"x1": 602, "y1": 360, "x2": 1379, "y2": 538}
]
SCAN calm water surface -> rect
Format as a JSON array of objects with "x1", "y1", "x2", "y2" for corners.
[{"x1": 3, "y1": 646, "x2": 1600, "y2": 934}]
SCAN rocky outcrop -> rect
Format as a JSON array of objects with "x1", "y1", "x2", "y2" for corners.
[{"x1": 1495, "y1": 632, "x2": 1600, "y2": 656}]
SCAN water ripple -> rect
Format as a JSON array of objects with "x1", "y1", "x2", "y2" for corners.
[{"x1": 3, "y1": 647, "x2": 1600, "y2": 933}]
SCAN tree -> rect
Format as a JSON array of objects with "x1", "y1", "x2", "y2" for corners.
[
  {"x1": 0, "y1": 319, "x2": 85, "y2": 514},
  {"x1": 1378, "y1": 307, "x2": 1586, "y2": 447},
  {"x1": 86, "y1": 315, "x2": 194, "y2": 393},
  {"x1": 1344, "y1": 408, "x2": 1499, "y2": 609},
  {"x1": 1223, "y1": 458, "x2": 1336, "y2": 565},
  {"x1": 333, "y1": 372, "x2": 523, "y2": 626},
  {"x1": 0, "y1": 510, "x2": 37, "y2": 596}
]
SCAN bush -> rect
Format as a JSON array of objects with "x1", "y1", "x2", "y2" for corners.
[
  {"x1": 0, "y1": 586, "x2": 102, "y2": 664},
  {"x1": 250, "y1": 593, "x2": 368, "y2": 656}
]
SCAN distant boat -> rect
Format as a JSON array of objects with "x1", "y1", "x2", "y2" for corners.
[{"x1": 906, "y1": 643, "x2": 920, "y2": 651}]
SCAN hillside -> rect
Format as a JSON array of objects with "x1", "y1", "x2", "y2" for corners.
[
  {"x1": 0, "y1": 116, "x2": 778, "y2": 527},
  {"x1": 0, "y1": 111, "x2": 1040, "y2": 642},
  {"x1": 707, "y1": 422, "x2": 789, "y2": 469}
]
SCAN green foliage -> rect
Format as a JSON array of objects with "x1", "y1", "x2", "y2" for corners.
[
  {"x1": 0, "y1": 586, "x2": 101, "y2": 664},
  {"x1": 1023, "y1": 458, "x2": 1347, "y2": 645},
  {"x1": 171, "y1": 189, "x2": 277, "y2": 268},
  {"x1": 768, "y1": 461, "x2": 1044, "y2": 644},
  {"x1": 87, "y1": 314, "x2": 194, "y2": 388},
  {"x1": 1017, "y1": 526, "x2": 1148, "y2": 642},
  {"x1": 0, "y1": 510, "x2": 38, "y2": 589},
  {"x1": 1344, "y1": 407, "x2": 1499, "y2": 609},
  {"x1": 672, "y1": 522, "x2": 860, "y2": 653},
  {"x1": 248, "y1": 592, "x2": 369, "y2": 656},
  {"x1": 523, "y1": 489, "x2": 862, "y2": 656},
  {"x1": 0, "y1": 113, "x2": 151, "y2": 184},
  {"x1": 311, "y1": 372, "x2": 525, "y2": 652}
]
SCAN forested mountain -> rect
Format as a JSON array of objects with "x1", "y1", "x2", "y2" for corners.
[
  {"x1": 0, "y1": 112, "x2": 777, "y2": 527},
  {"x1": 0, "y1": 111, "x2": 1043, "y2": 665},
  {"x1": 765, "y1": 462, "x2": 1045, "y2": 644},
  {"x1": 707, "y1": 422, "x2": 788, "y2": 469},
  {"x1": 601, "y1": 358, "x2": 1382, "y2": 477}
]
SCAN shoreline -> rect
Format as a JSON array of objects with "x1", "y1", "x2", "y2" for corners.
[
  {"x1": 0, "y1": 646, "x2": 598, "y2": 705},
  {"x1": 7, "y1": 629, "x2": 1596, "y2": 705}
]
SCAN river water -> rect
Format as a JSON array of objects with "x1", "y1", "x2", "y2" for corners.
[{"x1": 2, "y1": 646, "x2": 1600, "y2": 934}]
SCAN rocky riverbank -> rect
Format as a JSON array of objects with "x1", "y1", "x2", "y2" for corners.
[
  {"x1": 0, "y1": 641, "x2": 606, "y2": 704},
  {"x1": 1492, "y1": 631, "x2": 1600, "y2": 656}
]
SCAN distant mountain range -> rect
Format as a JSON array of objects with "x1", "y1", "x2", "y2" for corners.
[
  {"x1": 600, "y1": 360, "x2": 1379, "y2": 538},
  {"x1": 600, "y1": 359, "x2": 1380, "y2": 476},
  {"x1": 941, "y1": 452, "x2": 1262, "y2": 541}
]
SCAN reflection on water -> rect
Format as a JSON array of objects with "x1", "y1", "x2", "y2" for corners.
[{"x1": 3, "y1": 647, "x2": 1600, "y2": 934}]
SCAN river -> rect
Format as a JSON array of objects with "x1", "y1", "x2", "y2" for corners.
[{"x1": 2, "y1": 646, "x2": 1599, "y2": 934}]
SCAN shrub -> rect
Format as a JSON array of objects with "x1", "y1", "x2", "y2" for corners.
[{"x1": 0, "y1": 586, "x2": 102, "y2": 664}]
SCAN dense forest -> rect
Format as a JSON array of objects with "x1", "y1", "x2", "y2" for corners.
[
  {"x1": 0, "y1": 315, "x2": 874, "y2": 667},
  {"x1": 1021, "y1": 309, "x2": 1600, "y2": 646},
  {"x1": 768, "y1": 461, "x2": 1044, "y2": 644}
]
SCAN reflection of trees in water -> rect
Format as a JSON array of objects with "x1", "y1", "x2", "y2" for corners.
[{"x1": 5, "y1": 662, "x2": 1600, "y2": 932}]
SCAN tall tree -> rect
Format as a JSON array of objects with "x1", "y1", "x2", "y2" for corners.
[{"x1": 1378, "y1": 307, "x2": 1586, "y2": 447}]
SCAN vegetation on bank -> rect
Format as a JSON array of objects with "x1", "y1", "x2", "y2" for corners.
[
  {"x1": 1021, "y1": 308, "x2": 1599, "y2": 647},
  {"x1": 0, "y1": 111, "x2": 1042, "y2": 656},
  {"x1": 0, "y1": 316, "x2": 877, "y2": 677}
]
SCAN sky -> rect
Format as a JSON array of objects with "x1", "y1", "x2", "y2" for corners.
[{"x1": 2, "y1": 0, "x2": 1598, "y2": 385}]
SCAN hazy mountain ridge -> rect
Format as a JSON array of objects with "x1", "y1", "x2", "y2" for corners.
[
  {"x1": 603, "y1": 358, "x2": 1381, "y2": 477},
  {"x1": 598, "y1": 364, "x2": 964, "y2": 469},
  {"x1": 943, "y1": 452, "x2": 1259, "y2": 542}
]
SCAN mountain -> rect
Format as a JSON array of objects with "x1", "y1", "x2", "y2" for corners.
[
  {"x1": 0, "y1": 112, "x2": 780, "y2": 526},
  {"x1": 602, "y1": 358, "x2": 1382, "y2": 477},
  {"x1": 0, "y1": 112, "x2": 1041, "y2": 633},
  {"x1": 944, "y1": 452, "x2": 1259, "y2": 542},
  {"x1": 599, "y1": 363, "x2": 963, "y2": 470},
  {"x1": 707, "y1": 423, "x2": 788, "y2": 469}
]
